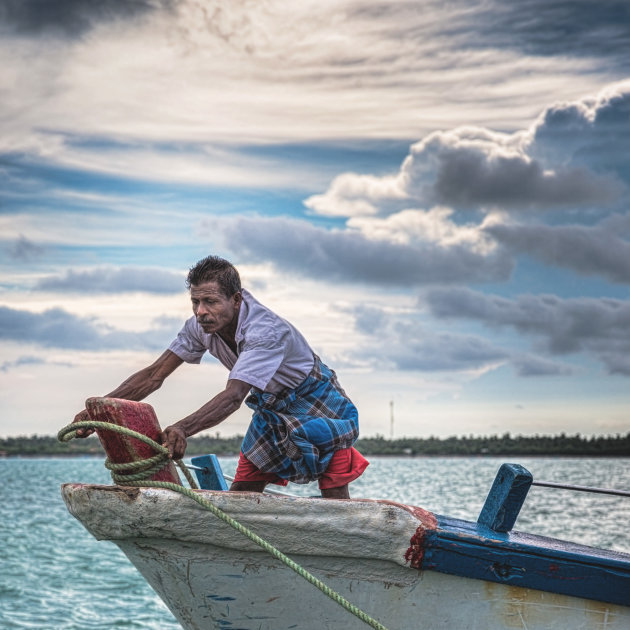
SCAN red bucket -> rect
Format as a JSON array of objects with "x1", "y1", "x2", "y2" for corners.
[{"x1": 86, "y1": 397, "x2": 181, "y2": 485}]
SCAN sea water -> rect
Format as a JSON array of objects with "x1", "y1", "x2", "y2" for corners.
[{"x1": 1, "y1": 456, "x2": 628, "y2": 629}]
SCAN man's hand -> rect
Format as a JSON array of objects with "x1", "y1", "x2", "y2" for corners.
[
  {"x1": 72, "y1": 409, "x2": 94, "y2": 438},
  {"x1": 160, "y1": 425, "x2": 188, "y2": 460}
]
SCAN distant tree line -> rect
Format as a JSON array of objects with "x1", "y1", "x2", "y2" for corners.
[
  {"x1": 356, "y1": 433, "x2": 630, "y2": 456},
  {"x1": 1, "y1": 432, "x2": 629, "y2": 457}
]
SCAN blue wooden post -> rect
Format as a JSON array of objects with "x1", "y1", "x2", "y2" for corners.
[
  {"x1": 191, "y1": 454, "x2": 229, "y2": 491},
  {"x1": 478, "y1": 463, "x2": 533, "y2": 533}
]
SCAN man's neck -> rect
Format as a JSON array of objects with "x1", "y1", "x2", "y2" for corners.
[{"x1": 217, "y1": 313, "x2": 239, "y2": 354}]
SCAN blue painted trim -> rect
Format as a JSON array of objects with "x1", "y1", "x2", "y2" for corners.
[
  {"x1": 422, "y1": 515, "x2": 630, "y2": 607},
  {"x1": 191, "y1": 454, "x2": 228, "y2": 491},
  {"x1": 478, "y1": 463, "x2": 532, "y2": 532}
]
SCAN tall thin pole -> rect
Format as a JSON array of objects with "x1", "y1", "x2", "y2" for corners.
[{"x1": 389, "y1": 400, "x2": 394, "y2": 440}]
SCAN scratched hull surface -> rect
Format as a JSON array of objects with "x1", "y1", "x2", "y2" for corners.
[{"x1": 61, "y1": 484, "x2": 630, "y2": 630}]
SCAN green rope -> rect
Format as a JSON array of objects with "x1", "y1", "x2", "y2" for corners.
[{"x1": 58, "y1": 421, "x2": 390, "y2": 630}]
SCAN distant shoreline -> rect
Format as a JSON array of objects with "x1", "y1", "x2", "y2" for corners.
[{"x1": 2, "y1": 432, "x2": 629, "y2": 458}]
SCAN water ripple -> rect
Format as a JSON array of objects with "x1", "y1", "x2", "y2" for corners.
[{"x1": 1, "y1": 456, "x2": 628, "y2": 628}]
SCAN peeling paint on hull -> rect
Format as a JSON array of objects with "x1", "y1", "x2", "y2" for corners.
[{"x1": 61, "y1": 484, "x2": 630, "y2": 630}]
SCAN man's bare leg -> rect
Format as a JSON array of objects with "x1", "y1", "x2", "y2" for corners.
[
  {"x1": 230, "y1": 481, "x2": 268, "y2": 492},
  {"x1": 321, "y1": 484, "x2": 350, "y2": 499}
]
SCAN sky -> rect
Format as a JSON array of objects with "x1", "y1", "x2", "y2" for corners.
[{"x1": 1, "y1": 0, "x2": 629, "y2": 439}]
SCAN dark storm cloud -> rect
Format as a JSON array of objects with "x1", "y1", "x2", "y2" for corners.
[
  {"x1": 207, "y1": 215, "x2": 513, "y2": 286},
  {"x1": 531, "y1": 87, "x2": 630, "y2": 183},
  {"x1": 0, "y1": 0, "x2": 171, "y2": 38},
  {"x1": 426, "y1": 141, "x2": 619, "y2": 209},
  {"x1": 485, "y1": 220, "x2": 630, "y2": 284},
  {"x1": 36, "y1": 267, "x2": 186, "y2": 294},
  {"x1": 424, "y1": 287, "x2": 630, "y2": 375},
  {"x1": 0, "y1": 306, "x2": 176, "y2": 350}
]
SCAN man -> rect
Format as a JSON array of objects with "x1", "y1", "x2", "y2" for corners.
[{"x1": 73, "y1": 256, "x2": 368, "y2": 498}]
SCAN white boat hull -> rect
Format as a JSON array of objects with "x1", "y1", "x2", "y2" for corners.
[{"x1": 61, "y1": 484, "x2": 630, "y2": 630}]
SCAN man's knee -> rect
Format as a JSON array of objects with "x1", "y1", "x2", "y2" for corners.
[
  {"x1": 230, "y1": 480, "x2": 267, "y2": 493},
  {"x1": 321, "y1": 484, "x2": 350, "y2": 499}
]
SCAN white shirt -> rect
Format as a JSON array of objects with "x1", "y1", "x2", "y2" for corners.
[{"x1": 168, "y1": 289, "x2": 315, "y2": 394}]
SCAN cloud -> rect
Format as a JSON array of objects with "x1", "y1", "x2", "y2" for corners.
[
  {"x1": 0, "y1": 355, "x2": 46, "y2": 372},
  {"x1": 530, "y1": 81, "x2": 630, "y2": 182},
  {"x1": 467, "y1": 1, "x2": 630, "y2": 72},
  {"x1": 299, "y1": 83, "x2": 630, "y2": 287},
  {"x1": 1, "y1": 0, "x2": 624, "y2": 178},
  {"x1": 485, "y1": 220, "x2": 630, "y2": 284},
  {"x1": 0, "y1": 0, "x2": 167, "y2": 38},
  {"x1": 389, "y1": 328, "x2": 509, "y2": 373},
  {"x1": 344, "y1": 302, "x2": 576, "y2": 377},
  {"x1": 306, "y1": 83, "x2": 630, "y2": 218},
  {"x1": 35, "y1": 266, "x2": 186, "y2": 294},
  {"x1": 304, "y1": 173, "x2": 407, "y2": 217},
  {"x1": 424, "y1": 287, "x2": 630, "y2": 375},
  {"x1": 6, "y1": 235, "x2": 46, "y2": 262},
  {"x1": 511, "y1": 354, "x2": 575, "y2": 377},
  {"x1": 0, "y1": 306, "x2": 176, "y2": 351},
  {"x1": 206, "y1": 213, "x2": 513, "y2": 286},
  {"x1": 405, "y1": 128, "x2": 620, "y2": 210},
  {"x1": 337, "y1": 301, "x2": 509, "y2": 374}
]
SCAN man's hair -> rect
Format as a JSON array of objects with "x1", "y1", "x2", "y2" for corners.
[{"x1": 186, "y1": 256, "x2": 241, "y2": 297}]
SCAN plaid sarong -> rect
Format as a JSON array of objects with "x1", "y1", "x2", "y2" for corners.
[{"x1": 240, "y1": 356, "x2": 359, "y2": 484}]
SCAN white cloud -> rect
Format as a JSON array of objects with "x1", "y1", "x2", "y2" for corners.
[
  {"x1": 0, "y1": 0, "x2": 620, "y2": 188},
  {"x1": 348, "y1": 207, "x2": 496, "y2": 253},
  {"x1": 305, "y1": 83, "x2": 630, "y2": 219},
  {"x1": 304, "y1": 173, "x2": 407, "y2": 217}
]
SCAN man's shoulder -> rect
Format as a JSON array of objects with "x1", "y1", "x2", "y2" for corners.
[
  {"x1": 241, "y1": 289, "x2": 283, "y2": 323},
  {"x1": 239, "y1": 290, "x2": 293, "y2": 339}
]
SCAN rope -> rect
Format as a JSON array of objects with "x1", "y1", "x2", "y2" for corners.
[{"x1": 58, "y1": 421, "x2": 389, "y2": 630}]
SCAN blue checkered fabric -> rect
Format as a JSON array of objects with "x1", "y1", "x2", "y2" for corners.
[{"x1": 240, "y1": 356, "x2": 359, "y2": 484}]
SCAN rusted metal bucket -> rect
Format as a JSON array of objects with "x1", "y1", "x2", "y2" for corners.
[{"x1": 86, "y1": 396, "x2": 181, "y2": 485}]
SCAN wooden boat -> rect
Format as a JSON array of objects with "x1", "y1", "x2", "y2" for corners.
[
  {"x1": 61, "y1": 467, "x2": 630, "y2": 630},
  {"x1": 59, "y1": 398, "x2": 630, "y2": 629}
]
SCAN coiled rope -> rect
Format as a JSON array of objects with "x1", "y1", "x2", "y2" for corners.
[{"x1": 58, "y1": 421, "x2": 390, "y2": 630}]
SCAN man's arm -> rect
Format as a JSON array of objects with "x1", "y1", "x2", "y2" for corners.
[
  {"x1": 160, "y1": 378, "x2": 252, "y2": 459},
  {"x1": 72, "y1": 350, "x2": 184, "y2": 437}
]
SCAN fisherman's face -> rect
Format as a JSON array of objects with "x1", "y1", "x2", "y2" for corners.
[{"x1": 190, "y1": 281, "x2": 241, "y2": 335}]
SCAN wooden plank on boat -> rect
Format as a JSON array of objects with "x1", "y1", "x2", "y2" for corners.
[{"x1": 477, "y1": 463, "x2": 532, "y2": 533}]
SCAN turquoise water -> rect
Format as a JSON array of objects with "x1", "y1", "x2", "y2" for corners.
[{"x1": 1, "y1": 456, "x2": 629, "y2": 629}]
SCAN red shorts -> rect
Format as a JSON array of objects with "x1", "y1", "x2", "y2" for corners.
[{"x1": 233, "y1": 447, "x2": 369, "y2": 490}]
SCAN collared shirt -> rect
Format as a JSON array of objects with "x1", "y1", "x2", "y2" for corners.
[{"x1": 168, "y1": 289, "x2": 315, "y2": 394}]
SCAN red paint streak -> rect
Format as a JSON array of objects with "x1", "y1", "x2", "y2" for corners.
[
  {"x1": 405, "y1": 526, "x2": 428, "y2": 569},
  {"x1": 355, "y1": 499, "x2": 438, "y2": 528}
]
